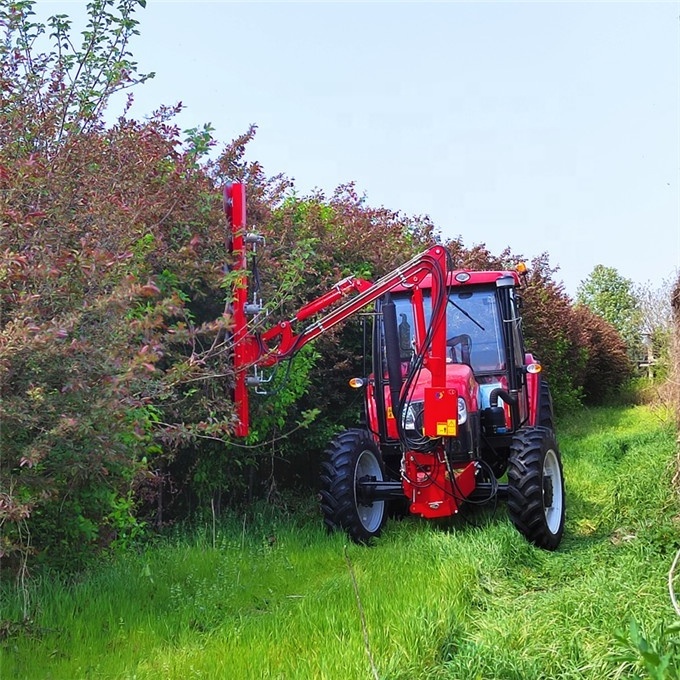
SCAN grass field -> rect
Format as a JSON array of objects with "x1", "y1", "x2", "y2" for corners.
[{"x1": 1, "y1": 405, "x2": 679, "y2": 679}]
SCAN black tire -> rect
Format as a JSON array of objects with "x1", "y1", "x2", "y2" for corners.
[
  {"x1": 507, "y1": 427, "x2": 565, "y2": 550},
  {"x1": 319, "y1": 429, "x2": 386, "y2": 543},
  {"x1": 538, "y1": 378, "x2": 555, "y2": 431}
]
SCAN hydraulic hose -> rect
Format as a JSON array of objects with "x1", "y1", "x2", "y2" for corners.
[{"x1": 489, "y1": 388, "x2": 518, "y2": 407}]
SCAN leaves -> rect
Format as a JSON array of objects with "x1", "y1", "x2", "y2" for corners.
[
  {"x1": 612, "y1": 617, "x2": 680, "y2": 679},
  {"x1": 1, "y1": 0, "x2": 154, "y2": 158}
]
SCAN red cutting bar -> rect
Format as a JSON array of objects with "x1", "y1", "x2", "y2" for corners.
[{"x1": 224, "y1": 182, "x2": 250, "y2": 437}]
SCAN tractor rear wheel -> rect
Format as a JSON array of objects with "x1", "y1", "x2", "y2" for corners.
[
  {"x1": 319, "y1": 429, "x2": 386, "y2": 543},
  {"x1": 507, "y1": 427, "x2": 565, "y2": 550}
]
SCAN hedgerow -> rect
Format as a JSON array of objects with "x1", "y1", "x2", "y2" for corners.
[{"x1": 0, "y1": 0, "x2": 632, "y2": 574}]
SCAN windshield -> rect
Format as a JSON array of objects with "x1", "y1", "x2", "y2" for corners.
[{"x1": 392, "y1": 287, "x2": 506, "y2": 373}]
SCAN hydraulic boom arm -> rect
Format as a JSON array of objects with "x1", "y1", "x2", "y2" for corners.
[{"x1": 225, "y1": 182, "x2": 450, "y2": 437}]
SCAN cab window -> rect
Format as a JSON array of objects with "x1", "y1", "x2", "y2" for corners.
[{"x1": 392, "y1": 287, "x2": 506, "y2": 374}]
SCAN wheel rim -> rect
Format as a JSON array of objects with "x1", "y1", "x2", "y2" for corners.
[
  {"x1": 354, "y1": 449, "x2": 385, "y2": 533},
  {"x1": 542, "y1": 448, "x2": 563, "y2": 534}
]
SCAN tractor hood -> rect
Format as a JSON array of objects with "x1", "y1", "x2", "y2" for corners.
[{"x1": 376, "y1": 362, "x2": 480, "y2": 441}]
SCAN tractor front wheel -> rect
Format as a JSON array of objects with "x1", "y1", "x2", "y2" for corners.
[
  {"x1": 319, "y1": 429, "x2": 386, "y2": 543},
  {"x1": 507, "y1": 427, "x2": 565, "y2": 550}
]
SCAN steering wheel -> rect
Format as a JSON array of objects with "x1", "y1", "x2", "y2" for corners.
[{"x1": 446, "y1": 334, "x2": 472, "y2": 365}]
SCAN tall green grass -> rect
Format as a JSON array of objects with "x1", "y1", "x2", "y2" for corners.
[{"x1": 1, "y1": 405, "x2": 678, "y2": 679}]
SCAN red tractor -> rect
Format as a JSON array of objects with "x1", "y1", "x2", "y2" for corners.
[{"x1": 226, "y1": 183, "x2": 565, "y2": 550}]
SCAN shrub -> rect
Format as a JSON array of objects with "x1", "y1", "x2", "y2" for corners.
[
  {"x1": 1, "y1": 0, "x2": 637, "y2": 575},
  {"x1": 573, "y1": 305, "x2": 633, "y2": 403},
  {"x1": 0, "y1": 0, "x2": 252, "y2": 571}
]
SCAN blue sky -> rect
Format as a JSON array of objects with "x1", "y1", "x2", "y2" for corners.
[{"x1": 38, "y1": 1, "x2": 680, "y2": 296}]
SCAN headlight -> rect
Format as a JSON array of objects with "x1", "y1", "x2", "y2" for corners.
[
  {"x1": 458, "y1": 397, "x2": 468, "y2": 425},
  {"x1": 401, "y1": 401, "x2": 423, "y2": 431},
  {"x1": 402, "y1": 398, "x2": 466, "y2": 431}
]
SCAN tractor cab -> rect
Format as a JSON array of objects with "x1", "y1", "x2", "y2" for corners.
[{"x1": 367, "y1": 270, "x2": 542, "y2": 468}]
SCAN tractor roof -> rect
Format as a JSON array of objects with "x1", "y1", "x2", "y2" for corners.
[{"x1": 392, "y1": 269, "x2": 521, "y2": 293}]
